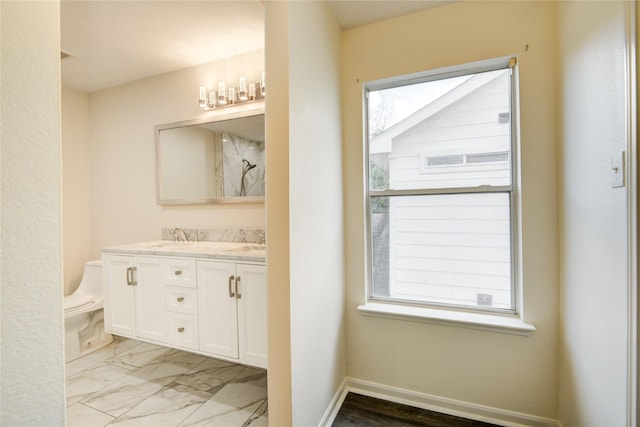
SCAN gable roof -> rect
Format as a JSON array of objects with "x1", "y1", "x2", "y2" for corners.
[{"x1": 369, "y1": 72, "x2": 503, "y2": 154}]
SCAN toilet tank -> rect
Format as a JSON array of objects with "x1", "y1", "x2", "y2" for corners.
[{"x1": 77, "y1": 259, "x2": 103, "y2": 296}]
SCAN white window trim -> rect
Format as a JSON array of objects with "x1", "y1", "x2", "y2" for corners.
[
  {"x1": 357, "y1": 302, "x2": 536, "y2": 336},
  {"x1": 363, "y1": 56, "x2": 535, "y2": 334}
]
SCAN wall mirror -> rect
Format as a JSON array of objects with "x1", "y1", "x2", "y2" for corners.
[{"x1": 155, "y1": 105, "x2": 265, "y2": 205}]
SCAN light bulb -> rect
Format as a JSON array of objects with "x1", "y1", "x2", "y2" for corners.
[
  {"x1": 228, "y1": 87, "x2": 238, "y2": 105},
  {"x1": 238, "y1": 77, "x2": 248, "y2": 101},
  {"x1": 217, "y1": 82, "x2": 227, "y2": 105},
  {"x1": 199, "y1": 86, "x2": 207, "y2": 108}
]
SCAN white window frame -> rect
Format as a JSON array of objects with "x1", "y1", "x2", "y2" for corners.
[{"x1": 359, "y1": 56, "x2": 535, "y2": 335}]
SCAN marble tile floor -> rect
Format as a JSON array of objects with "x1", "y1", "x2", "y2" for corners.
[{"x1": 65, "y1": 337, "x2": 268, "y2": 427}]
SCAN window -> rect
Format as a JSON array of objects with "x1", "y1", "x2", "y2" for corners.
[{"x1": 366, "y1": 57, "x2": 519, "y2": 315}]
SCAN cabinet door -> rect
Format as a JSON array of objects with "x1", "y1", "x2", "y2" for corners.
[
  {"x1": 236, "y1": 263, "x2": 267, "y2": 368},
  {"x1": 197, "y1": 260, "x2": 238, "y2": 359},
  {"x1": 103, "y1": 254, "x2": 135, "y2": 337},
  {"x1": 134, "y1": 256, "x2": 165, "y2": 343}
]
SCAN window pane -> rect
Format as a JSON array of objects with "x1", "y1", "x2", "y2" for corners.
[
  {"x1": 368, "y1": 69, "x2": 512, "y2": 191},
  {"x1": 370, "y1": 193, "x2": 512, "y2": 310},
  {"x1": 370, "y1": 196, "x2": 390, "y2": 297}
]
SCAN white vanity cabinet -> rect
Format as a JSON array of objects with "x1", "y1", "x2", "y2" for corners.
[
  {"x1": 103, "y1": 255, "x2": 165, "y2": 343},
  {"x1": 102, "y1": 243, "x2": 267, "y2": 369},
  {"x1": 197, "y1": 261, "x2": 267, "y2": 368}
]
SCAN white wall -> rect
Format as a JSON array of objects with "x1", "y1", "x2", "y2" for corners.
[
  {"x1": 289, "y1": 2, "x2": 346, "y2": 426},
  {"x1": 88, "y1": 50, "x2": 265, "y2": 257},
  {"x1": 62, "y1": 86, "x2": 92, "y2": 296},
  {"x1": 557, "y1": 2, "x2": 631, "y2": 425},
  {"x1": 0, "y1": 1, "x2": 66, "y2": 424},
  {"x1": 342, "y1": 1, "x2": 559, "y2": 419},
  {"x1": 265, "y1": 2, "x2": 346, "y2": 425}
]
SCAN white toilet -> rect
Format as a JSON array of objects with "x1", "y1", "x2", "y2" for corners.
[{"x1": 64, "y1": 259, "x2": 113, "y2": 362}]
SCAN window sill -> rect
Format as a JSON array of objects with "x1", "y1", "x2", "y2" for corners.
[{"x1": 357, "y1": 302, "x2": 536, "y2": 336}]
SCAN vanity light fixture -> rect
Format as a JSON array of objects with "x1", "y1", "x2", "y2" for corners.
[{"x1": 199, "y1": 73, "x2": 265, "y2": 111}]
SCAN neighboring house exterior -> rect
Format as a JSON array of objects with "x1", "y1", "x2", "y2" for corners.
[{"x1": 370, "y1": 70, "x2": 513, "y2": 309}]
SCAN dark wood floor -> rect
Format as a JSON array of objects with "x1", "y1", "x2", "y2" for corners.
[{"x1": 332, "y1": 393, "x2": 502, "y2": 427}]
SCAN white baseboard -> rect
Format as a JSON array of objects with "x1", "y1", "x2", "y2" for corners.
[
  {"x1": 318, "y1": 377, "x2": 350, "y2": 427},
  {"x1": 320, "y1": 377, "x2": 560, "y2": 427}
]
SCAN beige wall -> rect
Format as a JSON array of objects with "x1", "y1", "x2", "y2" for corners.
[
  {"x1": 62, "y1": 86, "x2": 92, "y2": 295},
  {"x1": 342, "y1": 1, "x2": 559, "y2": 418},
  {"x1": 87, "y1": 50, "x2": 265, "y2": 258},
  {"x1": 557, "y1": 1, "x2": 631, "y2": 425},
  {"x1": 265, "y1": 2, "x2": 292, "y2": 425},
  {"x1": 0, "y1": 1, "x2": 66, "y2": 423}
]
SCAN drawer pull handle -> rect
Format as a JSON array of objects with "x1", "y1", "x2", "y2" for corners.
[
  {"x1": 228, "y1": 275, "x2": 235, "y2": 298},
  {"x1": 177, "y1": 327, "x2": 185, "y2": 333},
  {"x1": 174, "y1": 270, "x2": 182, "y2": 276},
  {"x1": 177, "y1": 297, "x2": 184, "y2": 302}
]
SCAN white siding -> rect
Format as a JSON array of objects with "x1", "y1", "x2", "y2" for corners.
[
  {"x1": 391, "y1": 156, "x2": 509, "y2": 190},
  {"x1": 389, "y1": 72, "x2": 511, "y2": 191},
  {"x1": 389, "y1": 193, "x2": 511, "y2": 309},
  {"x1": 386, "y1": 71, "x2": 513, "y2": 309}
]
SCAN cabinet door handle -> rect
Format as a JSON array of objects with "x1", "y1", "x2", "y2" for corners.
[
  {"x1": 126, "y1": 266, "x2": 138, "y2": 286},
  {"x1": 177, "y1": 297, "x2": 184, "y2": 302},
  {"x1": 177, "y1": 327, "x2": 184, "y2": 333},
  {"x1": 131, "y1": 267, "x2": 137, "y2": 286},
  {"x1": 174, "y1": 270, "x2": 182, "y2": 276},
  {"x1": 235, "y1": 276, "x2": 242, "y2": 299},
  {"x1": 228, "y1": 275, "x2": 235, "y2": 298}
]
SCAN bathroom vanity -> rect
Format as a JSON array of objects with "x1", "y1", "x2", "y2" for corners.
[{"x1": 102, "y1": 240, "x2": 267, "y2": 369}]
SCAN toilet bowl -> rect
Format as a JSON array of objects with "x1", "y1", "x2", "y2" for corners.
[{"x1": 64, "y1": 259, "x2": 113, "y2": 362}]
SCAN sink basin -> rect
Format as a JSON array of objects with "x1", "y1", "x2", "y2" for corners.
[
  {"x1": 222, "y1": 244, "x2": 265, "y2": 252},
  {"x1": 141, "y1": 240, "x2": 196, "y2": 249},
  {"x1": 145, "y1": 240, "x2": 265, "y2": 253}
]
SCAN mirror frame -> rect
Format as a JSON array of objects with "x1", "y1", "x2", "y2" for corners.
[{"x1": 155, "y1": 101, "x2": 265, "y2": 205}]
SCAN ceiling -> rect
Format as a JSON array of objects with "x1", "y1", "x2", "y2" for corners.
[
  {"x1": 326, "y1": 0, "x2": 455, "y2": 30},
  {"x1": 61, "y1": 0, "x2": 453, "y2": 93}
]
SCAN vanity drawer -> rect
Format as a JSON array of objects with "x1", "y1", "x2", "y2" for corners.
[
  {"x1": 167, "y1": 313, "x2": 198, "y2": 350},
  {"x1": 166, "y1": 286, "x2": 197, "y2": 315},
  {"x1": 163, "y1": 259, "x2": 196, "y2": 287}
]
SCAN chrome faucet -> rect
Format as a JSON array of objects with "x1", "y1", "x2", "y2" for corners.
[{"x1": 170, "y1": 227, "x2": 189, "y2": 242}]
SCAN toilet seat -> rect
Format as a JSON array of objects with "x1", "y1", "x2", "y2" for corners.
[{"x1": 64, "y1": 293, "x2": 96, "y2": 313}]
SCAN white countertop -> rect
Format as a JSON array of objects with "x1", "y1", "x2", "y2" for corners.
[{"x1": 102, "y1": 240, "x2": 266, "y2": 263}]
